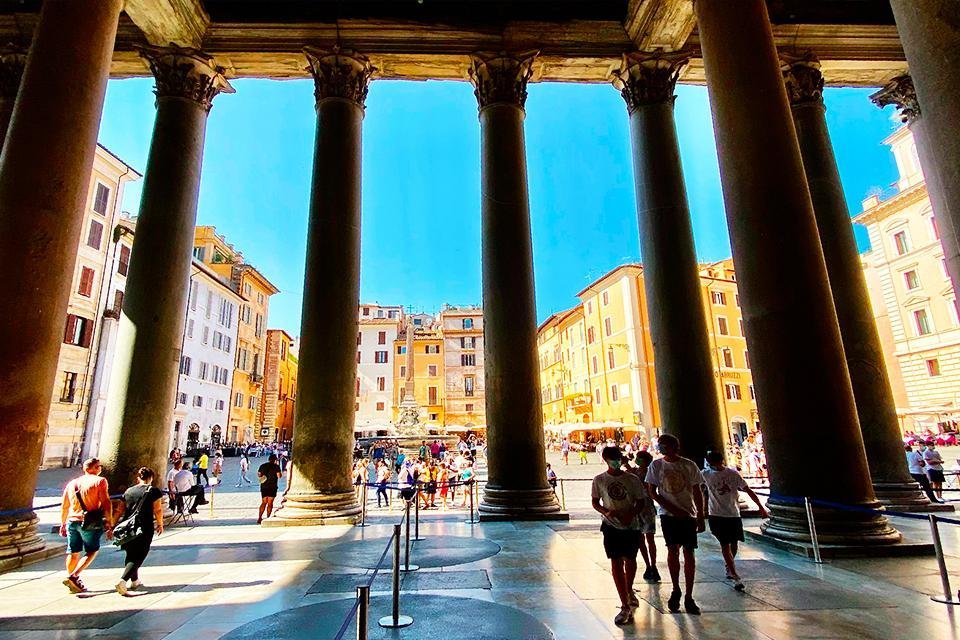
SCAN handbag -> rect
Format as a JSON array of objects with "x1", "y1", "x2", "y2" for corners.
[
  {"x1": 75, "y1": 485, "x2": 104, "y2": 531},
  {"x1": 112, "y1": 488, "x2": 149, "y2": 547}
]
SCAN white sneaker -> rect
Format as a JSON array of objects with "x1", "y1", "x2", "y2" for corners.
[
  {"x1": 130, "y1": 580, "x2": 144, "y2": 590},
  {"x1": 116, "y1": 580, "x2": 129, "y2": 596}
]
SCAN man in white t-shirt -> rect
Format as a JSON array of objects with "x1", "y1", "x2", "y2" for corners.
[
  {"x1": 702, "y1": 450, "x2": 768, "y2": 592},
  {"x1": 923, "y1": 441, "x2": 947, "y2": 503},
  {"x1": 645, "y1": 434, "x2": 706, "y2": 615},
  {"x1": 905, "y1": 445, "x2": 938, "y2": 503},
  {"x1": 592, "y1": 446, "x2": 646, "y2": 626},
  {"x1": 168, "y1": 459, "x2": 205, "y2": 514}
]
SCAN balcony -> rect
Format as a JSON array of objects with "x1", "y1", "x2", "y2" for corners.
[{"x1": 249, "y1": 372, "x2": 264, "y2": 383}]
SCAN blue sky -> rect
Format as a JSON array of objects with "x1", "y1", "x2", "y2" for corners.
[{"x1": 98, "y1": 78, "x2": 902, "y2": 336}]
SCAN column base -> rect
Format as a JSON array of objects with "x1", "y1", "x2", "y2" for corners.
[
  {"x1": 760, "y1": 497, "x2": 901, "y2": 546},
  {"x1": 0, "y1": 513, "x2": 59, "y2": 573},
  {"x1": 266, "y1": 490, "x2": 361, "y2": 526},
  {"x1": 478, "y1": 486, "x2": 568, "y2": 521},
  {"x1": 873, "y1": 481, "x2": 954, "y2": 513}
]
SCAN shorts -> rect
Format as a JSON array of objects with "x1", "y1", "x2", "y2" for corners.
[
  {"x1": 66, "y1": 521, "x2": 102, "y2": 554},
  {"x1": 638, "y1": 509, "x2": 657, "y2": 535},
  {"x1": 400, "y1": 487, "x2": 416, "y2": 501},
  {"x1": 660, "y1": 515, "x2": 698, "y2": 550},
  {"x1": 600, "y1": 521, "x2": 641, "y2": 560},
  {"x1": 426, "y1": 481, "x2": 437, "y2": 495},
  {"x1": 260, "y1": 487, "x2": 278, "y2": 499},
  {"x1": 708, "y1": 516, "x2": 745, "y2": 545},
  {"x1": 928, "y1": 469, "x2": 946, "y2": 483}
]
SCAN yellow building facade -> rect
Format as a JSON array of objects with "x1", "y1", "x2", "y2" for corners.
[
  {"x1": 193, "y1": 226, "x2": 279, "y2": 443},
  {"x1": 261, "y1": 329, "x2": 298, "y2": 443},
  {"x1": 393, "y1": 323, "x2": 445, "y2": 425}
]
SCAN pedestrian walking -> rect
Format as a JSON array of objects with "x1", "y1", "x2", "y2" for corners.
[
  {"x1": 591, "y1": 446, "x2": 645, "y2": 626},
  {"x1": 906, "y1": 445, "x2": 939, "y2": 503},
  {"x1": 627, "y1": 450, "x2": 659, "y2": 583},
  {"x1": 923, "y1": 441, "x2": 947, "y2": 503},
  {"x1": 196, "y1": 450, "x2": 210, "y2": 486},
  {"x1": 114, "y1": 467, "x2": 164, "y2": 596},
  {"x1": 59, "y1": 458, "x2": 114, "y2": 594},
  {"x1": 236, "y1": 454, "x2": 252, "y2": 486},
  {"x1": 257, "y1": 454, "x2": 283, "y2": 524},
  {"x1": 702, "y1": 450, "x2": 768, "y2": 592},
  {"x1": 376, "y1": 460, "x2": 392, "y2": 507},
  {"x1": 645, "y1": 434, "x2": 706, "y2": 615},
  {"x1": 561, "y1": 438, "x2": 570, "y2": 465}
]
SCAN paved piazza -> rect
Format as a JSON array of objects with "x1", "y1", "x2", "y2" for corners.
[{"x1": 2, "y1": 452, "x2": 960, "y2": 639}]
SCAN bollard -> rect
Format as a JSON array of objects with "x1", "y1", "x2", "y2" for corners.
[
  {"x1": 928, "y1": 514, "x2": 960, "y2": 605},
  {"x1": 559, "y1": 479, "x2": 566, "y2": 511},
  {"x1": 378, "y1": 524, "x2": 414, "y2": 628},
  {"x1": 358, "y1": 483, "x2": 369, "y2": 528},
  {"x1": 356, "y1": 584, "x2": 370, "y2": 639},
  {"x1": 209, "y1": 478, "x2": 215, "y2": 518},
  {"x1": 464, "y1": 480, "x2": 479, "y2": 524},
  {"x1": 804, "y1": 497, "x2": 823, "y2": 565},
  {"x1": 414, "y1": 485, "x2": 422, "y2": 541},
  {"x1": 403, "y1": 499, "x2": 419, "y2": 572}
]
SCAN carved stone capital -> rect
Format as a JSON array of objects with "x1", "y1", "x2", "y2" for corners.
[
  {"x1": 611, "y1": 51, "x2": 688, "y2": 113},
  {"x1": 0, "y1": 44, "x2": 26, "y2": 99},
  {"x1": 870, "y1": 74, "x2": 920, "y2": 124},
  {"x1": 139, "y1": 45, "x2": 234, "y2": 112},
  {"x1": 468, "y1": 51, "x2": 538, "y2": 110},
  {"x1": 303, "y1": 47, "x2": 376, "y2": 108},
  {"x1": 780, "y1": 53, "x2": 824, "y2": 106}
]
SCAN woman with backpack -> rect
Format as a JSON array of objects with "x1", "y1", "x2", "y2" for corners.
[{"x1": 114, "y1": 467, "x2": 164, "y2": 596}]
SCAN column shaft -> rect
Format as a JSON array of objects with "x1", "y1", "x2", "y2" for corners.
[
  {"x1": 0, "y1": 47, "x2": 26, "y2": 150},
  {"x1": 617, "y1": 55, "x2": 725, "y2": 466},
  {"x1": 695, "y1": 0, "x2": 897, "y2": 544},
  {"x1": 471, "y1": 53, "x2": 562, "y2": 518},
  {"x1": 783, "y1": 59, "x2": 931, "y2": 510},
  {"x1": 889, "y1": 1, "x2": 960, "y2": 298},
  {"x1": 100, "y1": 47, "x2": 232, "y2": 492},
  {"x1": 0, "y1": 0, "x2": 122, "y2": 563}
]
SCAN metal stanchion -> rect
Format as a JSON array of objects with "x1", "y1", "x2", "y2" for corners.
[
  {"x1": 356, "y1": 584, "x2": 370, "y2": 639},
  {"x1": 403, "y1": 499, "x2": 419, "y2": 572},
  {"x1": 804, "y1": 497, "x2": 823, "y2": 565},
  {"x1": 559, "y1": 479, "x2": 566, "y2": 511},
  {"x1": 378, "y1": 524, "x2": 414, "y2": 628},
  {"x1": 464, "y1": 480, "x2": 479, "y2": 524},
  {"x1": 357, "y1": 483, "x2": 369, "y2": 527},
  {"x1": 414, "y1": 485, "x2": 422, "y2": 541},
  {"x1": 928, "y1": 514, "x2": 960, "y2": 605}
]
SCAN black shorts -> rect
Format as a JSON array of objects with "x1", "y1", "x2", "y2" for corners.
[
  {"x1": 426, "y1": 481, "x2": 437, "y2": 495},
  {"x1": 400, "y1": 487, "x2": 416, "y2": 501},
  {"x1": 708, "y1": 516, "x2": 744, "y2": 545},
  {"x1": 660, "y1": 515, "x2": 698, "y2": 550},
  {"x1": 600, "y1": 522, "x2": 641, "y2": 560},
  {"x1": 260, "y1": 487, "x2": 278, "y2": 499},
  {"x1": 928, "y1": 470, "x2": 946, "y2": 483}
]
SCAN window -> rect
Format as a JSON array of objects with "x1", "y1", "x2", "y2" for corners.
[
  {"x1": 943, "y1": 258, "x2": 951, "y2": 280},
  {"x1": 592, "y1": 355, "x2": 598, "y2": 374},
  {"x1": 63, "y1": 314, "x2": 92, "y2": 347},
  {"x1": 914, "y1": 309, "x2": 933, "y2": 336},
  {"x1": 607, "y1": 349, "x2": 615, "y2": 369},
  {"x1": 212, "y1": 365, "x2": 221, "y2": 382},
  {"x1": 725, "y1": 383, "x2": 742, "y2": 400},
  {"x1": 717, "y1": 317, "x2": 729, "y2": 335},
  {"x1": 118, "y1": 245, "x2": 130, "y2": 276},
  {"x1": 428, "y1": 365, "x2": 438, "y2": 376},
  {"x1": 375, "y1": 351, "x2": 389, "y2": 364},
  {"x1": 178, "y1": 392, "x2": 187, "y2": 405},
  {"x1": 735, "y1": 294, "x2": 740, "y2": 307},
  {"x1": 244, "y1": 283, "x2": 252, "y2": 296},
  {"x1": 179, "y1": 355, "x2": 192, "y2": 376},
  {"x1": 60, "y1": 372, "x2": 77, "y2": 402},
  {"x1": 930, "y1": 216, "x2": 940, "y2": 241},
  {"x1": 223, "y1": 336, "x2": 232, "y2": 353},
  {"x1": 363, "y1": 307, "x2": 370, "y2": 316},
  {"x1": 202, "y1": 326, "x2": 209, "y2": 345},
  {"x1": 397, "y1": 345, "x2": 406, "y2": 355},
  {"x1": 238, "y1": 348, "x2": 249, "y2": 370},
  {"x1": 199, "y1": 362, "x2": 208, "y2": 380},
  {"x1": 187, "y1": 319, "x2": 194, "y2": 338},
  {"x1": 413, "y1": 318, "x2": 422, "y2": 326},
  {"x1": 377, "y1": 376, "x2": 386, "y2": 391},
  {"x1": 904, "y1": 270, "x2": 921, "y2": 290},
  {"x1": 216, "y1": 400, "x2": 225, "y2": 411},
  {"x1": 218, "y1": 300, "x2": 234, "y2": 328},
  {"x1": 465, "y1": 403, "x2": 474, "y2": 412},
  {"x1": 193, "y1": 395, "x2": 203, "y2": 407},
  {"x1": 587, "y1": 301, "x2": 593, "y2": 315},
  {"x1": 463, "y1": 318, "x2": 474, "y2": 329},
  {"x1": 388, "y1": 310, "x2": 398, "y2": 318},
  {"x1": 950, "y1": 299, "x2": 960, "y2": 327},
  {"x1": 926, "y1": 359, "x2": 941, "y2": 376},
  {"x1": 587, "y1": 326, "x2": 595, "y2": 344},
  {"x1": 242, "y1": 305, "x2": 252, "y2": 324},
  {"x1": 425, "y1": 344, "x2": 440, "y2": 354},
  {"x1": 711, "y1": 291, "x2": 726, "y2": 305},
  {"x1": 376, "y1": 402, "x2": 385, "y2": 411},
  {"x1": 220, "y1": 368, "x2": 229, "y2": 385},
  {"x1": 464, "y1": 376, "x2": 475, "y2": 397},
  {"x1": 722, "y1": 348, "x2": 734, "y2": 368},
  {"x1": 255, "y1": 313, "x2": 263, "y2": 338},
  {"x1": 377, "y1": 310, "x2": 384, "y2": 318},
  {"x1": 356, "y1": 351, "x2": 361, "y2": 363},
  {"x1": 92, "y1": 183, "x2": 110, "y2": 215},
  {"x1": 428, "y1": 386, "x2": 438, "y2": 405},
  {"x1": 461, "y1": 336, "x2": 476, "y2": 349},
  {"x1": 893, "y1": 230, "x2": 910, "y2": 256},
  {"x1": 78, "y1": 266, "x2": 95, "y2": 297},
  {"x1": 744, "y1": 350, "x2": 750, "y2": 368},
  {"x1": 604, "y1": 317, "x2": 612, "y2": 336},
  {"x1": 192, "y1": 246, "x2": 205, "y2": 261},
  {"x1": 234, "y1": 392, "x2": 243, "y2": 407},
  {"x1": 213, "y1": 331, "x2": 223, "y2": 350},
  {"x1": 461, "y1": 354, "x2": 476, "y2": 366},
  {"x1": 400, "y1": 366, "x2": 406, "y2": 378},
  {"x1": 749, "y1": 384, "x2": 755, "y2": 400},
  {"x1": 257, "y1": 292, "x2": 264, "y2": 305},
  {"x1": 378, "y1": 331, "x2": 386, "y2": 345},
  {"x1": 190, "y1": 281, "x2": 198, "y2": 310},
  {"x1": 356, "y1": 378, "x2": 361, "y2": 397},
  {"x1": 611, "y1": 384, "x2": 619, "y2": 402},
  {"x1": 738, "y1": 319, "x2": 744, "y2": 336},
  {"x1": 86, "y1": 219, "x2": 103, "y2": 249},
  {"x1": 602, "y1": 291, "x2": 609, "y2": 306},
  {"x1": 248, "y1": 396, "x2": 257, "y2": 410},
  {"x1": 594, "y1": 388, "x2": 601, "y2": 405}
]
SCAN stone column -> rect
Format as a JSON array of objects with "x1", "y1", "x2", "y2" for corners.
[
  {"x1": 612, "y1": 52, "x2": 725, "y2": 467},
  {"x1": 888, "y1": 1, "x2": 960, "y2": 298},
  {"x1": 695, "y1": 0, "x2": 898, "y2": 545},
  {"x1": 0, "y1": 0, "x2": 122, "y2": 568},
  {"x1": 469, "y1": 52, "x2": 563, "y2": 519},
  {"x1": 0, "y1": 46, "x2": 26, "y2": 150},
  {"x1": 99, "y1": 47, "x2": 233, "y2": 491},
  {"x1": 274, "y1": 48, "x2": 373, "y2": 524},
  {"x1": 782, "y1": 56, "x2": 932, "y2": 511}
]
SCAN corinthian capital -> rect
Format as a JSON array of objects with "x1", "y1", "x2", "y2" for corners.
[
  {"x1": 139, "y1": 45, "x2": 234, "y2": 112},
  {"x1": 870, "y1": 74, "x2": 920, "y2": 124},
  {"x1": 780, "y1": 53, "x2": 824, "y2": 106},
  {"x1": 0, "y1": 45, "x2": 26, "y2": 99},
  {"x1": 468, "y1": 51, "x2": 538, "y2": 110},
  {"x1": 611, "y1": 51, "x2": 688, "y2": 113},
  {"x1": 303, "y1": 47, "x2": 376, "y2": 108}
]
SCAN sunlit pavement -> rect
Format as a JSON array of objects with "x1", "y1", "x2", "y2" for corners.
[{"x1": 3, "y1": 451, "x2": 960, "y2": 639}]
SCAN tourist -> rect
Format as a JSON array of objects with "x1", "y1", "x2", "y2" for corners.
[
  {"x1": 168, "y1": 459, "x2": 206, "y2": 513},
  {"x1": 59, "y1": 458, "x2": 114, "y2": 594},
  {"x1": 257, "y1": 454, "x2": 283, "y2": 524},
  {"x1": 923, "y1": 440, "x2": 947, "y2": 503},
  {"x1": 459, "y1": 462, "x2": 475, "y2": 507},
  {"x1": 353, "y1": 459, "x2": 367, "y2": 503},
  {"x1": 561, "y1": 438, "x2": 570, "y2": 465},
  {"x1": 397, "y1": 460, "x2": 417, "y2": 503},
  {"x1": 419, "y1": 440, "x2": 429, "y2": 461},
  {"x1": 425, "y1": 460, "x2": 439, "y2": 508},
  {"x1": 702, "y1": 450, "x2": 768, "y2": 591},
  {"x1": 430, "y1": 439, "x2": 441, "y2": 460},
  {"x1": 591, "y1": 446, "x2": 644, "y2": 626},
  {"x1": 212, "y1": 450, "x2": 224, "y2": 479},
  {"x1": 376, "y1": 460, "x2": 392, "y2": 508},
  {"x1": 578, "y1": 443, "x2": 589, "y2": 465},
  {"x1": 645, "y1": 434, "x2": 706, "y2": 615},
  {"x1": 627, "y1": 450, "x2": 659, "y2": 583},
  {"x1": 546, "y1": 463, "x2": 558, "y2": 491},
  {"x1": 236, "y1": 454, "x2": 252, "y2": 487},
  {"x1": 196, "y1": 449, "x2": 210, "y2": 486},
  {"x1": 437, "y1": 462, "x2": 451, "y2": 509},
  {"x1": 114, "y1": 467, "x2": 164, "y2": 596},
  {"x1": 905, "y1": 445, "x2": 938, "y2": 503}
]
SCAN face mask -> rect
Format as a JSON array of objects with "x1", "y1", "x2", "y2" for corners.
[{"x1": 606, "y1": 460, "x2": 621, "y2": 471}]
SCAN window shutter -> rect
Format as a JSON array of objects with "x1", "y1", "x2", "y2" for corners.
[
  {"x1": 118, "y1": 245, "x2": 130, "y2": 276},
  {"x1": 80, "y1": 318, "x2": 93, "y2": 347},
  {"x1": 64, "y1": 314, "x2": 77, "y2": 343}
]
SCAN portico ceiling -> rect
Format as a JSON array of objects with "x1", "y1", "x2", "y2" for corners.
[{"x1": 0, "y1": 0, "x2": 906, "y2": 85}]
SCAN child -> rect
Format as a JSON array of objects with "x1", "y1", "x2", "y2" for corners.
[
  {"x1": 627, "y1": 450, "x2": 659, "y2": 583},
  {"x1": 578, "y1": 443, "x2": 589, "y2": 465},
  {"x1": 702, "y1": 450, "x2": 768, "y2": 591},
  {"x1": 592, "y1": 446, "x2": 646, "y2": 626}
]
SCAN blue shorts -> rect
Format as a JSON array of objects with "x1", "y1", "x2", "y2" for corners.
[{"x1": 66, "y1": 521, "x2": 102, "y2": 554}]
